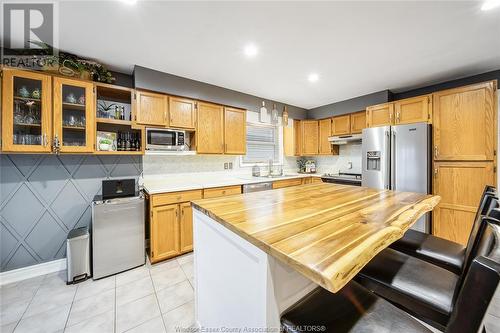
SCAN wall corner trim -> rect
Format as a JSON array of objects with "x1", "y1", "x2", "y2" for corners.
[{"x1": 0, "y1": 259, "x2": 66, "y2": 286}]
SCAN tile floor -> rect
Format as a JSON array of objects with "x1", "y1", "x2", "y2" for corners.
[
  {"x1": 0, "y1": 253, "x2": 195, "y2": 333},
  {"x1": 2, "y1": 251, "x2": 499, "y2": 333}
]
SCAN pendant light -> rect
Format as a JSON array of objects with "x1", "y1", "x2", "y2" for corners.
[
  {"x1": 282, "y1": 105, "x2": 289, "y2": 126},
  {"x1": 271, "y1": 103, "x2": 279, "y2": 125},
  {"x1": 259, "y1": 101, "x2": 267, "y2": 123}
]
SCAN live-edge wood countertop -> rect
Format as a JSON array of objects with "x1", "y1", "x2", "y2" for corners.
[{"x1": 191, "y1": 183, "x2": 440, "y2": 293}]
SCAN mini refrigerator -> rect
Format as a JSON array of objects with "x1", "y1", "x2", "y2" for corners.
[{"x1": 92, "y1": 179, "x2": 145, "y2": 279}]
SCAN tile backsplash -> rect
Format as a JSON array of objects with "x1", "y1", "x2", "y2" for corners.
[{"x1": 312, "y1": 144, "x2": 362, "y2": 174}]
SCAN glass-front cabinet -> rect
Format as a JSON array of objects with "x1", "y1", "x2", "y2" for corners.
[
  {"x1": 53, "y1": 77, "x2": 95, "y2": 153},
  {"x1": 1, "y1": 69, "x2": 52, "y2": 152}
]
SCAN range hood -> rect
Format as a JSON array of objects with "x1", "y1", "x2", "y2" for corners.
[{"x1": 328, "y1": 133, "x2": 362, "y2": 145}]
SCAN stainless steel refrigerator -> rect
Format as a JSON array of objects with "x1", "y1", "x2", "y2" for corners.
[{"x1": 362, "y1": 122, "x2": 431, "y2": 232}]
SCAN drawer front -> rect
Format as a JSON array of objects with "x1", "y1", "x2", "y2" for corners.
[
  {"x1": 152, "y1": 189, "x2": 202, "y2": 206},
  {"x1": 204, "y1": 185, "x2": 242, "y2": 199},
  {"x1": 272, "y1": 178, "x2": 304, "y2": 189}
]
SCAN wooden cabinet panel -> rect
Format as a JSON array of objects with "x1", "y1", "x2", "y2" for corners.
[
  {"x1": 303, "y1": 177, "x2": 323, "y2": 184},
  {"x1": 283, "y1": 124, "x2": 295, "y2": 157},
  {"x1": 151, "y1": 204, "x2": 180, "y2": 262},
  {"x1": 432, "y1": 161, "x2": 495, "y2": 244},
  {"x1": 318, "y1": 118, "x2": 332, "y2": 155},
  {"x1": 272, "y1": 178, "x2": 303, "y2": 189},
  {"x1": 224, "y1": 107, "x2": 246, "y2": 155},
  {"x1": 433, "y1": 82, "x2": 496, "y2": 161},
  {"x1": 367, "y1": 103, "x2": 394, "y2": 127},
  {"x1": 168, "y1": 96, "x2": 196, "y2": 129},
  {"x1": 152, "y1": 190, "x2": 202, "y2": 207},
  {"x1": 394, "y1": 95, "x2": 431, "y2": 125},
  {"x1": 179, "y1": 202, "x2": 193, "y2": 253},
  {"x1": 294, "y1": 120, "x2": 303, "y2": 156},
  {"x1": 332, "y1": 115, "x2": 351, "y2": 135},
  {"x1": 350, "y1": 111, "x2": 366, "y2": 134},
  {"x1": 301, "y1": 120, "x2": 319, "y2": 155},
  {"x1": 53, "y1": 77, "x2": 95, "y2": 153},
  {"x1": 2, "y1": 69, "x2": 52, "y2": 153},
  {"x1": 203, "y1": 185, "x2": 241, "y2": 199},
  {"x1": 135, "y1": 90, "x2": 168, "y2": 126},
  {"x1": 197, "y1": 102, "x2": 224, "y2": 154}
]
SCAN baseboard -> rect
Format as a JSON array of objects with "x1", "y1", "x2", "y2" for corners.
[{"x1": 0, "y1": 259, "x2": 66, "y2": 286}]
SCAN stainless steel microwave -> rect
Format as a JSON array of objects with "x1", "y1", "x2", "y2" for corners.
[{"x1": 146, "y1": 128, "x2": 186, "y2": 151}]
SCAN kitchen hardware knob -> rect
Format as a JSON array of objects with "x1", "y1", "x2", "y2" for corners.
[
  {"x1": 177, "y1": 196, "x2": 181, "y2": 200},
  {"x1": 222, "y1": 190, "x2": 226, "y2": 194}
]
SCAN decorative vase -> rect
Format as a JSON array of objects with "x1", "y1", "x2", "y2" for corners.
[
  {"x1": 18, "y1": 86, "x2": 30, "y2": 98},
  {"x1": 271, "y1": 103, "x2": 279, "y2": 125},
  {"x1": 259, "y1": 101, "x2": 267, "y2": 123},
  {"x1": 31, "y1": 89, "x2": 41, "y2": 99}
]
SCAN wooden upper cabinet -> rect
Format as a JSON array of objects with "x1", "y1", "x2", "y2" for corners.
[
  {"x1": 135, "y1": 90, "x2": 168, "y2": 126},
  {"x1": 433, "y1": 81, "x2": 496, "y2": 161},
  {"x1": 53, "y1": 77, "x2": 95, "y2": 153},
  {"x1": 332, "y1": 115, "x2": 351, "y2": 135},
  {"x1": 301, "y1": 120, "x2": 319, "y2": 155},
  {"x1": 197, "y1": 102, "x2": 224, "y2": 154},
  {"x1": 432, "y1": 161, "x2": 495, "y2": 244},
  {"x1": 168, "y1": 96, "x2": 196, "y2": 129},
  {"x1": 1, "y1": 69, "x2": 52, "y2": 153},
  {"x1": 224, "y1": 107, "x2": 246, "y2": 155},
  {"x1": 294, "y1": 120, "x2": 303, "y2": 156},
  {"x1": 179, "y1": 202, "x2": 193, "y2": 253},
  {"x1": 318, "y1": 118, "x2": 332, "y2": 155},
  {"x1": 350, "y1": 111, "x2": 366, "y2": 134},
  {"x1": 367, "y1": 103, "x2": 394, "y2": 127},
  {"x1": 151, "y1": 204, "x2": 180, "y2": 262},
  {"x1": 394, "y1": 95, "x2": 431, "y2": 125}
]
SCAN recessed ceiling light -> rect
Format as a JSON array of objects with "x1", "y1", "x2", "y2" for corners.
[
  {"x1": 481, "y1": 0, "x2": 500, "y2": 11},
  {"x1": 243, "y1": 43, "x2": 258, "y2": 58},
  {"x1": 308, "y1": 73, "x2": 319, "y2": 83}
]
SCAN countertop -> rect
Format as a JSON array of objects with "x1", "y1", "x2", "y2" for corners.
[
  {"x1": 191, "y1": 183, "x2": 440, "y2": 293},
  {"x1": 142, "y1": 173, "x2": 320, "y2": 194}
]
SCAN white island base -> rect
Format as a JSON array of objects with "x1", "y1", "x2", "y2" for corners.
[{"x1": 193, "y1": 209, "x2": 318, "y2": 331}]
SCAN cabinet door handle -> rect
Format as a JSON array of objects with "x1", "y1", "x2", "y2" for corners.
[
  {"x1": 43, "y1": 133, "x2": 48, "y2": 146},
  {"x1": 396, "y1": 111, "x2": 400, "y2": 123},
  {"x1": 434, "y1": 168, "x2": 438, "y2": 178},
  {"x1": 434, "y1": 145, "x2": 438, "y2": 158},
  {"x1": 389, "y1": 111, "x2": 393, "y2": 123}
]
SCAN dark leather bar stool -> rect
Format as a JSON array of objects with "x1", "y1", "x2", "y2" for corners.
[
  {"x1": 390, "y1": 185, "x2": 497, "y2": 274},
  {"x1": 354, "y1": 214, "x2": 500, "y2": 331},
  {"x1": 281, "y1": 252, "x2": 499, "y2": 333}
]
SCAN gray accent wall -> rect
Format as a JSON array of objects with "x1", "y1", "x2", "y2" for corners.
[
  {"x1": 134, "y1": 65, "x2": 308, "y2": 119},
  {"x1": 307, "y1": 90, "x2": 391, "y2": 119},
  {"x1": 0, "y1": 154, "x2": 142, "y2": 272}
]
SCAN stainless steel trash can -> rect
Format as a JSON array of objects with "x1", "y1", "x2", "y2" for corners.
[{"x1": 66, "y1": 226, "x2": 91, "y2": 284}]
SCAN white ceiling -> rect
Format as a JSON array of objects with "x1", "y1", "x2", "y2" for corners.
[{"x1": 54, "y1": 1, "x2": 500, "y2": 109}]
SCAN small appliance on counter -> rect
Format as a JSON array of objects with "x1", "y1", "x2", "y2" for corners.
[
  {"x1": 92, "y1": 179, "x2": 145, "y2": 280},
  {"x1": 321, "y1": 172, "x2": 362, "y2": 186}
]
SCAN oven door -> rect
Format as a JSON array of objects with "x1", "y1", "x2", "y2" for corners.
[{"x1": 146, "y1": 129, "x2": 177, "y2": 150}]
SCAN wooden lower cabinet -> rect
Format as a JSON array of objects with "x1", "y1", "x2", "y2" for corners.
[
  {"x1": 272, "y1": 178, "x2": 304, "y2": 189},
  {"x1": 303, "y1": 177, "x2": 323, "y2": 184},
  {"x1": 432, "y1": 161, "x2": 495, "y2": 245},
  {"x1": 204, "y1": 185, "x2": 241, "y2": 198},
  {"x1": 179, "y1": 202, "x2": 193, "y2": 253},
  {"x1": 151, "y1": 204, "x2": 180, "y2": 262}
]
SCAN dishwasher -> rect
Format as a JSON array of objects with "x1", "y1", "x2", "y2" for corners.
[
  {"x1": 92, "y1": 179, "x2": 145, "y2": 279},
  {"x1": 242, "y1": 181, "x2": 273, "y2": 193}
]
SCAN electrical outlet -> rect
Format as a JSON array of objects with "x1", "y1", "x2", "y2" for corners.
[
  {"x1": 229, "y1": 162, "x2": 233, "y2": 169},
  {"x1": 347, "y1": 162, "x2": 352, "y2": 169},
  {"x1": 224, "y1": 163, "x2": 228, "y2": 169}
]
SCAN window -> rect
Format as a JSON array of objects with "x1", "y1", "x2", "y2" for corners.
[{"x1": 241, "y1": 122, "x2": 281, "y2": 165}]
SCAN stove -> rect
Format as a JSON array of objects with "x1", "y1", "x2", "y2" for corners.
[{"x1": 321, "y1": 172, "x2": 362, "y2": 186}]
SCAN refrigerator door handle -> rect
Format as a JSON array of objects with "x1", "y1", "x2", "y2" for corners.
[
  {"x1": 385, "y1": 130, "x2": 391, "y2": 189},
  {"x1": 391, "y1": 129, "x2": 396, "y2": 190}
]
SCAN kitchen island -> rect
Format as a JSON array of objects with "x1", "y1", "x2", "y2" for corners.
[{"x1": 191, "y1": 183, "x2": 440, "y2": 330}]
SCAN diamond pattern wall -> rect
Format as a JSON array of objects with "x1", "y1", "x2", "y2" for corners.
[{"x1": 0, "y1": 154, "x2": 142, "y2": 272}]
